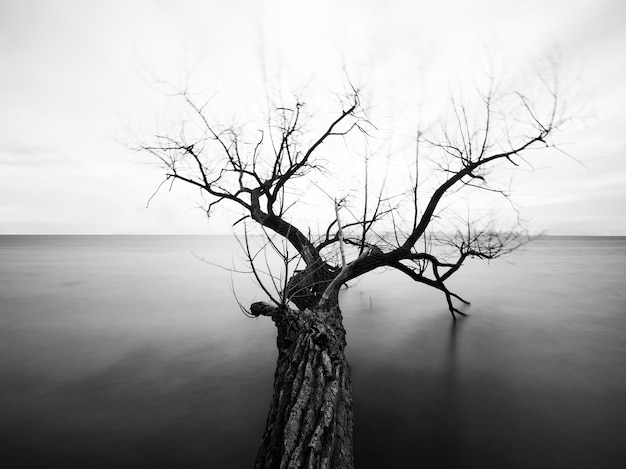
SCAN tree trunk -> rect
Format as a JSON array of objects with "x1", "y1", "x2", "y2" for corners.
[{"x1": 250, "y1": 302, "x2": 354, "y2": 469}]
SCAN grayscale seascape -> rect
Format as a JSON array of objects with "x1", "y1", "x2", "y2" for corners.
[
  {"x1": 3, "y1": 1, "x2": 626, "y2": 467},
  {"x1": 1, "y1": 235, "x2": 625, "y2": 468}
]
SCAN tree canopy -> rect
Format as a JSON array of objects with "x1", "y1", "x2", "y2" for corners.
[{"x1": 140, "y1": 73, "x2": 565, "y2": 316}]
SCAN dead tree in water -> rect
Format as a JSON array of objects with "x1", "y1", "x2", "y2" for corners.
[{"x1": 141, "y1": 76, "x2": 564, "y2": 468}]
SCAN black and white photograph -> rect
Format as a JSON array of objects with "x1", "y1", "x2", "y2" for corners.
[{"x1": 1, "y1": 1, "x2": 625, "y2": 468}]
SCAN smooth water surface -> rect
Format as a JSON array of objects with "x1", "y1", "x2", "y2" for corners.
[{"x1": 1, "y1": 236, "x2": 625, "y2": 468}]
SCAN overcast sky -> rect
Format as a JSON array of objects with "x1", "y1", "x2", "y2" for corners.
[{"x1": 1, "y1": 0, "x2": 625, "y2": 235}]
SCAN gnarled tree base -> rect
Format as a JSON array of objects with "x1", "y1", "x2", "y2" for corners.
[{"x1": 251, "y1": 303, "x2": 354, "y2": 469}]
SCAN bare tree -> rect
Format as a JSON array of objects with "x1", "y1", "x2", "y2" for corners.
[{"x1": 139, "y1": 73, "x2": 565, "y2": 468}]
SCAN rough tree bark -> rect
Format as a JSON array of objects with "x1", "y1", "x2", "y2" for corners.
[{"x1": 251, "y1": 301, "x2": 354, "y2": 469}]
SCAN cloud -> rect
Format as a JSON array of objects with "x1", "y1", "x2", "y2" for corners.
[
  {"x1": 1, "y1": 0, "x2": 625, "y2": 234},
  {"x1": 0, "y1": 144, "x2": 68, "y2": 167}
]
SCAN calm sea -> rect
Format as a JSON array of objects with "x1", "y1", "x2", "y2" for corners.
[{"x1": 1, "y1": 235, "x2": 625, "y2": 468}]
